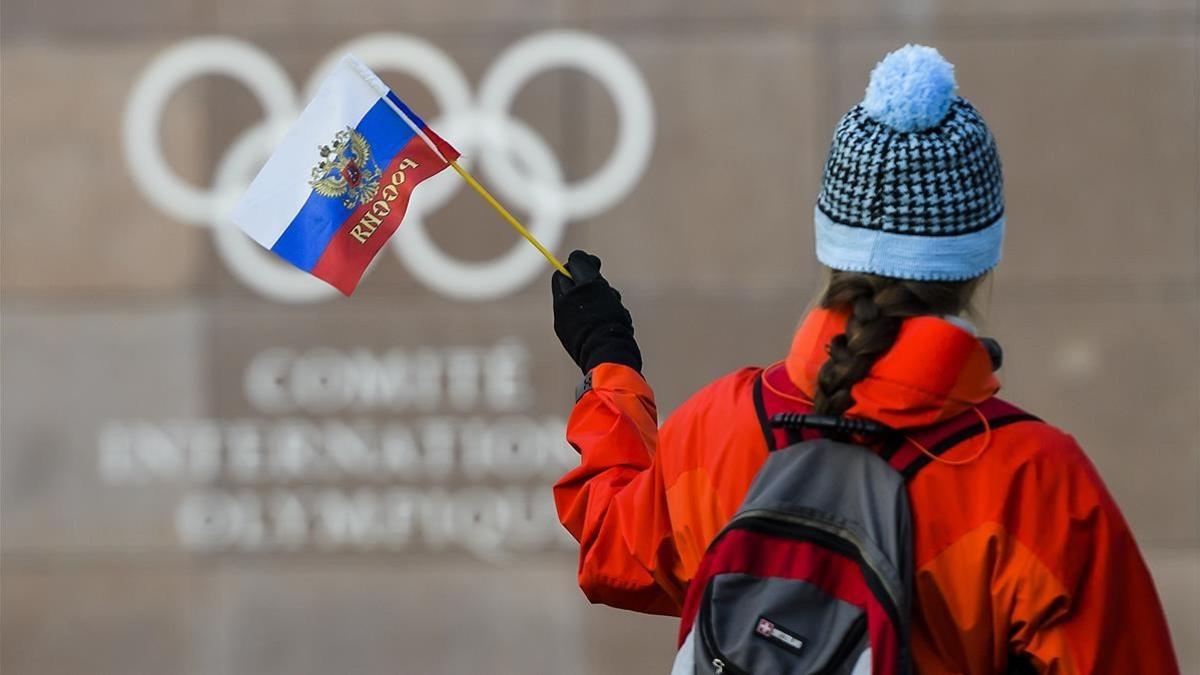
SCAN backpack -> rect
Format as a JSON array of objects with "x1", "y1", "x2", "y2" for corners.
[{"x1": 672, "y1": 366, "x2": 1036, "y2": 675}]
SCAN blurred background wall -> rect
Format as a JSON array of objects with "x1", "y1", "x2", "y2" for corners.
[{"x1": 1, "y1": 0, "x2": 1197, "y2": 673}]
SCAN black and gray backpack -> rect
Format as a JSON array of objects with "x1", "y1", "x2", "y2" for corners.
[{"x1": 671, "y1": 367, "x2": 1034, "y2": 674}]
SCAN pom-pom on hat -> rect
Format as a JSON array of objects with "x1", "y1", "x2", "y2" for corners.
[
  {"x1": 862, "y1": 44, "x2": 957, "y2": 132},
  {"x1": 814, "y1": 44, "x2": 1005, "y2": 281}
]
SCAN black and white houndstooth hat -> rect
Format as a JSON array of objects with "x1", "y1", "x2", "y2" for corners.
[{"x1": 815, "y1": 45, "x2": 1005, "y2": 281}]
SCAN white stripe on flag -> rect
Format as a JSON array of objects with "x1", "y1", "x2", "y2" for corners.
[{"x1": 231, "y1": 55, "x2": 381, "y2": 248}]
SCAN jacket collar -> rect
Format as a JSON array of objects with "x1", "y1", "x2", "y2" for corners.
[{"x1": 784, "y1": 308, "x2": 1000, "y2": 428}]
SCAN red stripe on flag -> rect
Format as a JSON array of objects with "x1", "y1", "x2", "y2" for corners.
[
  {"x1": 422, "y1": 126, "x2": 460, "y2": 163},
  {"x1": 310, "y1": 137, "x2": 450, "y2": 295}
]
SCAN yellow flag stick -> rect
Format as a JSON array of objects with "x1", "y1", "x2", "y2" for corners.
[
  {"x1": 448, "y1": 160, "x2": 571, "y2": 279},
  {"x1": 359, "y1": 72, "x2": 568, "y2": 277}
]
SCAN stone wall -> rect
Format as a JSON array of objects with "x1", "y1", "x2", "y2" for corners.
[{"x1": 2, "y1": 0, "x2": 1196, "y2": 672}]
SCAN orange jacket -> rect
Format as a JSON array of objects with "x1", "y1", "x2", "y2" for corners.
[{"x1": 554, "y1": 308, "x2": 1178, "y2": 674}]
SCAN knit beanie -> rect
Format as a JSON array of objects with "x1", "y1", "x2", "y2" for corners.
[{"x1": 815, "y1": 44, "x2": 1005, "y2": 281}]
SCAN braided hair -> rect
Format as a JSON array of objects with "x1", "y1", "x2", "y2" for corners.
[{"x1": 812, "y1": 271, "x2": 985, "y2": 417}]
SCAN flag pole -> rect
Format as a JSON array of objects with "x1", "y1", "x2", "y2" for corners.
[
  {"x1": 447, "y1": 160, "x2": 572, "y2": 279},
  {"x1": 355, "y1": 56, "x2": 572, "y2": 280}
]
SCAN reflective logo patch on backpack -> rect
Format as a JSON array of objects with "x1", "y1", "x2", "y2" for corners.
[{"x1": 755, "y1": 617, "x2": 806, "y2": 655}]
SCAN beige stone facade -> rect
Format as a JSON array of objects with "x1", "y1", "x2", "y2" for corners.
[{"x1": 2, "y1": 0, "x2": 1197, "y2": 672}]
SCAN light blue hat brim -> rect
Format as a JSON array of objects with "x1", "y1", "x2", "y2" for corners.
[{"x1": 814, "y1": 207, "x2": 1004, "y2": 281}]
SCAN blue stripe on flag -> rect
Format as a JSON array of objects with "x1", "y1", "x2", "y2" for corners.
[
  {"x1": 271, "y1": 96, "x2": 417, "y2": 271},
  {"x1": 385, "y1": 91, "x2": 428, "y2": 129}
]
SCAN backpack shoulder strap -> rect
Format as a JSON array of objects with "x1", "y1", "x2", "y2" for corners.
[
  {"x1": 755, "y1": 364, "x2": 818, "y2": 451},
  {"x1": 884, "y1": 398, "x2": 1041, "y2": 480},
  {"x1": 755, "y1": 365, "x2": 1040, "y2": 480}
]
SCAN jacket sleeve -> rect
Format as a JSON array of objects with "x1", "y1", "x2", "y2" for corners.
[
  {"x1": 552, "y1": 363, "x2": 686, "y2": 616},
  {"x1": 1004, "y1": 430, "x2": 1180, "y2": 674}
]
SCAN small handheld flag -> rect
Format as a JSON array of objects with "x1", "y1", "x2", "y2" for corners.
[{"x1": 232, "y1": 55, "x2": 569, "y2": 296}]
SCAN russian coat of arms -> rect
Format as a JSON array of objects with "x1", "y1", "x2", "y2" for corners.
[{"x1": 309, "y1": 127, "x2": 382, "y2": 208}]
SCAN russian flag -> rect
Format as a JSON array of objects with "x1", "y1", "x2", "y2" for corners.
[{"x1": 232, "y1": 55, "x2": 459, "y2": 296}]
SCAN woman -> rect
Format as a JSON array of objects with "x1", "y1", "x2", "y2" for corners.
[{"x1": 549, "y1": 45, "x2": 1178, "y2": 673}]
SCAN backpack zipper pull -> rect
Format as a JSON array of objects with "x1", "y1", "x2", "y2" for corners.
[{"x1": 711, "y1": 658, "x2": 725, "y2": 674}]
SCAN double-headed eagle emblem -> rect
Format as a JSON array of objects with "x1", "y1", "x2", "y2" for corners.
[{"x1": 309, "y1": 127, "x2": 382, "y2": 209}]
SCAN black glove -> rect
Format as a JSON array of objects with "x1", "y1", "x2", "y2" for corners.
[{"x1": 551, "y1": 250, "x2": 642, "y2": 374}]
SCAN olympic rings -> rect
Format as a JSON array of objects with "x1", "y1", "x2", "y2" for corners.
[
  {"x1": 393, "y1": 112, "x2": 568, "y2": 301},
  {"x1": 477, "y1": 31, "x2": 654, "y2": 221},
  {"x1": 123, "y1": 37, "x2": 297, "y2": 226},
  {"x1": 123, "y1": 30, "x2": 655, "y2": 302}
]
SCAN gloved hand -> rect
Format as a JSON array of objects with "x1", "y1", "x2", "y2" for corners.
[{"x1": 551, "y1": 250, "x2": 642, "y2": 374}]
